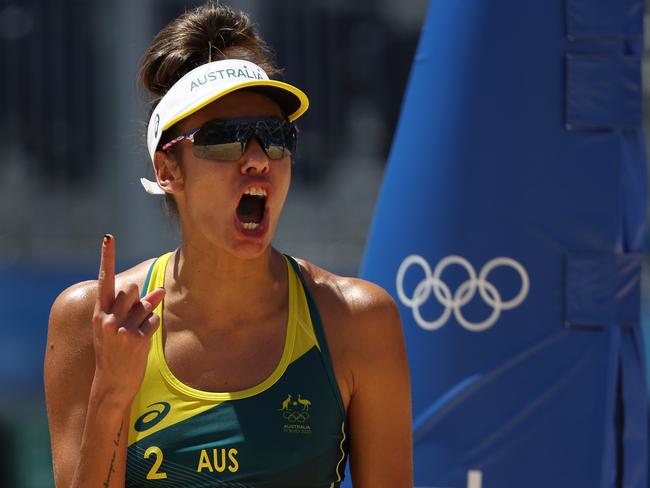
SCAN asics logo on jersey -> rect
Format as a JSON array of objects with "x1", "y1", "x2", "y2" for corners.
[
  {"x1": 134, "y1": 402, "x2": 171, "y2": 432},
  {"x1": 396, "y1": 255, "x2": 529, "y2": 332}
]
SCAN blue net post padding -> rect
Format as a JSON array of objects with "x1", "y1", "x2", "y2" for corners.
[{"x1": 357, "y1": 0, "x2": 647, "y2": 486}]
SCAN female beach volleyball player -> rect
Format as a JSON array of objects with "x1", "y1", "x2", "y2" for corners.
[{"x1": 44, "y1": 4, "x2": 412, "y2": 487}]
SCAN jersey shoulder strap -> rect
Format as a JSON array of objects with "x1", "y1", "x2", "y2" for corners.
[
  {"x1": 140, "y1": 257, "x2": 158, "y2": 298},
  {"x1": 284, "y1": 255, "x2": 346, "y2": 418}
]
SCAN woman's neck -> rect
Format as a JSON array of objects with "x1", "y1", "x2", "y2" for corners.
[{"x1": 163, "y1": 241, "x2": 288, "y2": 330}]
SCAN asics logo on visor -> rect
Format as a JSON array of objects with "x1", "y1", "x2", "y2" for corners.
[{"x1": 396, "y1": 255, "x2": 530, "y2": 332}]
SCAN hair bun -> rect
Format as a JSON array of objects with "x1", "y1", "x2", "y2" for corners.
[{"x1": 140, "y1": 3, "x2": 280, "y2": 98}]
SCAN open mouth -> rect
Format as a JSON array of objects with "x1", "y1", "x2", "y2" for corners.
[{"x1": 236, "y1": 187, "x2": 267, "y2": 230}]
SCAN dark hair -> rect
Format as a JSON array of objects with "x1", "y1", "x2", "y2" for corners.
[{"x1": 139, "y1": 2, "x2": 281, "y2": 218}]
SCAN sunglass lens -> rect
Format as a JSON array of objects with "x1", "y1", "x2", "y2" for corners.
[
  {"x1": 193, "y1": 142, "x2": 243, "y2": 161},
  {"x1": 265, "y1": 144, "x2": 290, "y2": 160}
]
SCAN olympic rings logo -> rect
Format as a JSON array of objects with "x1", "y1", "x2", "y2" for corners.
[
  {"x1": 282, "y1": 411, "x2": 310, "y2": 423},
  {"x1": 396, "y1": 255, "x2": 529, "y2": 332}
]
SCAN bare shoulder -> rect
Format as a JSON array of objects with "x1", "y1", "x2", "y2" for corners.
[
  {"x1": 47, "y1": 258, "x2": 157, "y2": 354},
  {"x1": 293, "y1": 258, "x2": 405, "y2": 399},
  {"x1": 294, "y1": 258, "x2": 400, "y2": 328}
]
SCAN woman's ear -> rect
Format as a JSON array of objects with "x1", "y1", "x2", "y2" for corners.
[{"x1": 154, "y1": 151, "x2": 184, "y2": 194}]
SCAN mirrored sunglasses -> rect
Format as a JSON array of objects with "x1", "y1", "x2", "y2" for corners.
[{"x1": 160, "y1": 117, "x2": 297, "y2": 161}]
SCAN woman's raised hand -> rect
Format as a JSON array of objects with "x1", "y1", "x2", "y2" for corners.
[{"x1": 91, "y1": 234, "x2": 165, "y2": 404}]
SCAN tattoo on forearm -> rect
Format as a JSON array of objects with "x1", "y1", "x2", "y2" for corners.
[
  {"x1": 103, "y1": 451, "x2": 116, "y2": 488},
  {"x1": 114, "y1": 420, "x2": 124, "y2": 447},
  {"x1": 103, "y1": 421, "x2": 124, "y2": 487}
]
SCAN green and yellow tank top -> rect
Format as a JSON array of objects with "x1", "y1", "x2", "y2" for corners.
[{"x1": 125, "y1": 252, "x2": 348, "y2": 488}]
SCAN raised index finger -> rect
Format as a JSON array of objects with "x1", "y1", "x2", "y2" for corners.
[{"x1": 97, "y1": 234, "x2": 116, "y2": 312}]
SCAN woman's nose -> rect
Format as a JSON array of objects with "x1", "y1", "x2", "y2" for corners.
[{"x1": 240, "y1": 137, "x2": 270, "y2": 174}]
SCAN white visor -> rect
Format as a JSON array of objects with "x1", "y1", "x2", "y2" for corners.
[{"x1": 142, "y1": 59, "x2": 309, "y2": 195}]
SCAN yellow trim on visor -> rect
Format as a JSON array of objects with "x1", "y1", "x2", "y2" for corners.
[{"x1": 162, "y1": 79, "x2": 309, "y2": 132}]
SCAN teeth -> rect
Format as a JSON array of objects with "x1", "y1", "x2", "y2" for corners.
[
  {"x1": 243, "y1": 187, "x2": 267, "y2": 197},
  {"x1": 242, "y1": 222, "x2": 260, "y2": 230}
]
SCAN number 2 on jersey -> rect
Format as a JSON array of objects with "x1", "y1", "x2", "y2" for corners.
[{"x1": 144, "y1": 446, "x2": 168, "y2": 480}]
